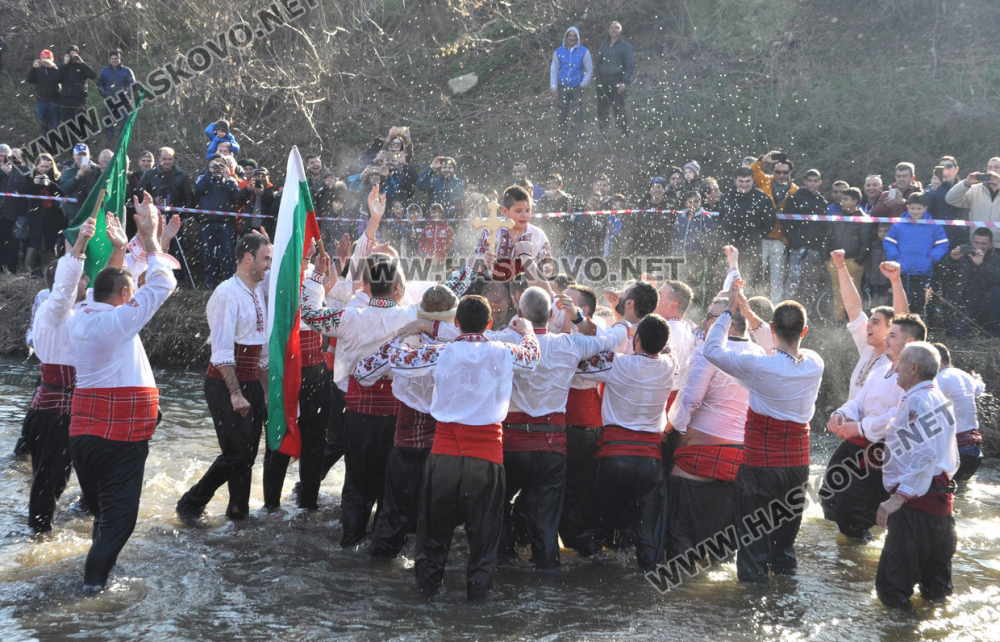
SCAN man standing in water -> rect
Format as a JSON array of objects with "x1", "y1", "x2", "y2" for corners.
[{"x1": 69, "y1": 193, "x2": 177, "y2": 589}]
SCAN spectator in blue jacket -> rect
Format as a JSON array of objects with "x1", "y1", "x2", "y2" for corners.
[
  {"x1": 549, "y1": 26, "x2": 593, "y2": 145},
  {"x1": 884, "y1": 192, "x2": 950, "y2": 314},
  {"x1": 205, "y1": 119, "x2": 241, "y2": 159},
  {"x1": 96, "y1": 50, "x2": 135, "y2": 141},
  {"x1": 415, "y1": 156, "x2": 465, "y2": 213}
]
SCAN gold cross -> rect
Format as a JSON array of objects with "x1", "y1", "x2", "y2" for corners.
[{"x1": 470, "y1": 198, "x2": 515, "y2": 242}]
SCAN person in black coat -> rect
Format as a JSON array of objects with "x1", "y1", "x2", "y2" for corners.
[
  {"x1": 58, "y1": 46, "x2": 96, "y2": 123},
  {"x1": 26, "y1": 50, "x2": 62, "y2": 134}
]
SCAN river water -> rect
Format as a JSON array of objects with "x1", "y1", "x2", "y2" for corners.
[{"x1": 1, "y1": 357, "x2": 998, "y2": 641}]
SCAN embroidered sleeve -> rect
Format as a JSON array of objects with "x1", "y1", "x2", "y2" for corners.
[
  {"x1": 355, "y1": 336, "x2": 398, "y2": 384},
  {"x1": 506, "y1": 331, "x2": 540, "y2": 370},
  {"x1": 577, "y1": 350, "x2": 615, "y2": 373},
  {"x1": 443, "y1": 264, "x2": 474, "y2": 297},
  {"x1": 389, "y1": 339, "x2": 444, "y2": 376},
  {"x1": 474, "y1": 228, "x2": 491, "y2": 255},
  {"x1": 300, "y1": 297, "x2": 346, "y2": 336}
]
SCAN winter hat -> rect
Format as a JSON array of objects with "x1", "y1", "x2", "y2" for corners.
[
  {"x1": 109, "y1": 49, "x2": 122, "y2": 58},
  {"x1": 242, "y1": 158, "x2": 258, "y2": 169},
  {"x1": 649, "y1": 177, "x2": 667, "y2": 187},
  {"x1": 67, "y1": 45, "x2": 80, "y2": 54},
  {"x1": 684, "y1": 161, "x2": 701, "y2": 176},
  {"x1": 440, "y1": 157, "x2": 457, "y2": 170},
  {"x1": 215, "y1": 119, "x2": 231, "y2": 133},
  {"x1": 40, "y1": 49, "x2": 54, "y2": 60},
  {"x1": 138, "y1": 150, "x2": 154, "y2": 160}
]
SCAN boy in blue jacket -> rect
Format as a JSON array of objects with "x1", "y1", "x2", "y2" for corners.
[
  {"x1": 205, "y1": 119, "x2": 241, "y2": 159},
  {"x1": 884, "y1": 192, "x2": 949, "y2": 314}
]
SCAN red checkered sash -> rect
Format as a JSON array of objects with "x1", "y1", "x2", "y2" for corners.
[
  {"x1": 300, "y1": 328, "x2": 325, "y2": 368},
  {"x1": 395, "y1": 403, "x2": 436, "y2": 449},
  {"x1": 957, "y1": 429, "x2": 983, "y2": 449},
  {"x1": 743, "y1": 409, "x2": 810, "y2": 467},
  {"x1": 502, "y1": 411, "x2": 567, "y2": 455},
  {"x1": 30, "y1": 363, "x2": 76, "y2": 415},
  {"x1": 674, "y1": 444, "x2": 744, "y2": 482},
  {"x1": 903, "y1": 472, "x2": 954, "y2": 516},
  {"x1": 596, "y1": 425, "x2": 662, "y2": 460},
  {"x1": 345, "y1": 375, "x2": 399, "y2": 416},
  {"x1": 566, "y1": 387, "x2": 603, "y2": 428},
  {"x1": 207, "y1": 343, "x2": 263, "y2": 382},
  {"x1": 432, "y1": 421, "x2": 504, "y2": 465},
  {"x1": 69, "y1": 386, "x2": 159, "y2": 442}
]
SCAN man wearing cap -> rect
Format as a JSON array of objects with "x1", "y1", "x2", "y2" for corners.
[
  {"x1": 60, "y1": 144, "x2": 100, "y2": 223},
  {"x1": 58, "y1": 46, "x2": 96, "y2": 124},
  {"x1": 97, "y1": 50, "x2": 135, "y2": 141},
  {"x1": 26, "y1": 50, "x2": 62, "y2": 134}
]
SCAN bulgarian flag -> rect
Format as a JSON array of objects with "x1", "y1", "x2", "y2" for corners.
[
  {"x1": 266, "y1": 147, "x2": 322, "y2": 457},
  {"x1": 64, "y1": 88, "x2": 143, "y2": 280}
]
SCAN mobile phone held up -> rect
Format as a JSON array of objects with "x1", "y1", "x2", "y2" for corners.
[
  {"x1": 960, "y1": 245, "x2": 978, "y2": 255},
  {"x1": 771, "y1": 152, "x2": 789, "y2": 164}
]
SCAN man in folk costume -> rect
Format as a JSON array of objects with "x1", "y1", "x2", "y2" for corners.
[
  {"x1": 387, "y1": 295, "x2": 540, "y2": 600},
  {"x1": 573, "y1": 284, "x2": 675, "y2": 571},
  {"x1": 353, "y1": 284, "x2": 463, "y2": 558},
  {"x1": 176, "y1": 233, "x2": 272, "y2": 521},
  {"x1": 654, "y1": 279, "x2": 697, "y2": 470},
  {"x1": 875, "y1": 342, "x2": 959, "y2": 608},
  {"x1": 827, "y1": 314, "x2": 927, "y2": 540},
  {"x1": 69, "y1": 193, "x2": 177, "y2": 589},
  {"x1": 666, "y1": 294, "x2": 765, "y2": 561},
  {"x1": 473, "y1": 185, "x2": 553, "y2": 282},
  {"x1": 932, "y1": 343, "x2": 986, "y2": 482},
  {"x1": 300, "y1": 187, "x2": 474, "y2": 547},
  {"x1": 486, "y1": 286, "x2": 629, "y2": 569},
  {"x1": 702, "y1": 282, "x2": 824, "y2": 583},
  {"x1": 820, "y1": 251, "x2": 909, "y2": 534}
]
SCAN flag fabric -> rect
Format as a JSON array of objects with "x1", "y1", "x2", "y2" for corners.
[
  {"x1": 63, "y1": 89, "x2": 143, "y2": 280},
  {"x1": 266, "y1": 147, "x2": 322, "y2": 457}
]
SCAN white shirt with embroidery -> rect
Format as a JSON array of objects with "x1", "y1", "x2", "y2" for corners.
[
  {"x1": 206, "y1": 275, "x2": 269, "y2": 369},
  {"x1": 33, "y1": 253, "x2": 84, "y2": 367},
  {"x1": 576, "y1": 349, "x2": 675, "y2": 433},
  {"x1": 836, "y1": 360, "x2": 902, "y2": 442}
]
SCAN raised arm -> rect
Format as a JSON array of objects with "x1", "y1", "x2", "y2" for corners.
[
  {"x1": 831, "y1": 249, "x2": 863, "y2": 322},
  {"x1": 879, "y1": 261, "x2": 909, "y2": 315}
]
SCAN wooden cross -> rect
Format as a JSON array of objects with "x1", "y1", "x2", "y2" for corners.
[{"x1": 470, "y1": 198, "x2": 515, "y2": 243}]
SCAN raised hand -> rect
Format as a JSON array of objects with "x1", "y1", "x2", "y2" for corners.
[
  {"x1": 727, "y1": 278, "x2": 743, "y2": 314},
  {"x1": 132, "y1": 190, "x2": 161, "y2": 251},
  {"x1": 71, "y1": 214, "x2": 97, "y2": 256},
  {"x1": 161, "y1": 214, "x2": 182, "y2": 246},
  {"x1": 105, "y1": 212, "x2": 128, "y2": 249},
  {"x1": 313, "y1": 253, "x2": 331, "y2": 276},
  {"x1": 830, "y1": 249, "x2": 846, "y2": 269},
  {"x1": 724, "y1": 244, "x2": 739, "y2": 267},
  {"x1": 367, "y1": 184, "x2": 386, "y2": 222},
  {"x1": 509, "y1": 317, "x2": 533, "y2": 335},
  {"x1": 879, "y1": 261, "x2": 901, "y2": 281}
]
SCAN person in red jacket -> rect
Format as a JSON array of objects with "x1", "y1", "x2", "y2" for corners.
[{"x1": 419, "y1": 202, "x2": 455, "y2": 266}]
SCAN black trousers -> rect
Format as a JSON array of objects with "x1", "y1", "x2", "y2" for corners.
[
  {"x1": 340, "y1": 410, "x2": 396, "y2": 547},
  {"x1": 371, "y1": 446, "x2": 429, "y2": 558},
  {"x1": 667, "y1": 475, "x2": 736, "y2": 561},
  {"x1": 578, "y1": 455, "x2": 666, "y2": 571},
  {"x1": 0, "y1": 218, "x2": 19, "y2": 273},
  {"x1": 876, "y1": 506, "x2": 956, "y2": 607},
  {"x1": 556, "y1": 85, "x2": 584, "y2": 140},
  {"x1": 70, "y1": 435, "x2": 148, "y2": 587},
  {"x1": 262, "y1": 364, "x2": 331, "y2": 509},
  {"x1": 820, "y1": 441, "x2": 888, "y2": 539},
  {"x1": 734, "y1": 464, "x2": 809, "y2": 583},
  {"x1": 559, "y1": 426, "x2": 599, "y2": 551},
  {"x1": 954, "y1": 446, "x2": 983, "y2": 482},
  {"x1": 179, "y1": 377, "x2": 266, "y2": 519},
  {"x1": 414, "y1": 453, "x2": 505, "y2": 601},
  {"x1": 24, "y1": 408, "x2": 73, "y2": 532},
  {"x1": 500, "y1": 450, "x2": 566, "y2": 569},
  {"x1": 320, "y1": 381, "x2": 347, "y2": 480},
  {"x1": 596, "y1": 79, "x2": 627, "y2": 134}
]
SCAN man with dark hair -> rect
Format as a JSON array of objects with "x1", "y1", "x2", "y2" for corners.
[
  {"x1": 416, "y1": 156, "x2": 465, "y2": 212},
  {"x1": 511, "y1": 162, "x2": 544, "y2": 200},
  {"x1": 782, "y1": 170, "x2": 829, "y2": 306},
  {"x1": 594, "y1": 21, "x2": 633, "y2": 136},
  {"x1": 751, "y1": 151, "x2": 800, "y2": 302},
  {"x1": 388, "y1": 295, "x2": 540, "y2": 600},
  {"x1": 177, "y1": 233, "x2": 272, "y2": 521},
  {"x1": 719, "y1": 167, "x2": 773, "y2": 282},
  {"x1": 940, "y1": 227, "x2": 1000, "y2": 336},
  {"x1": 194, "y1": 153, "x2": 242, "y2": 288},
  {"x1": 96, "y1": 50, "x2": 135, "y2": 141},
  {"x1": 69, "y1": 193, "x2": 177, "y2": 589},
  {"x1": 574, "y1": 313, "x2": 675, "y2": 571},
  {"x1": 667, "y1": 296, "x2": 765, "y2": 562},
  {"x1": 875, "y1": 342, "x2": 958, "y2": 608},
  {"x1": 933, "y1": 342, "x2": 986, "y2": 482},
  {"x1": 926, "y1": 156, "x2": 969, "y2": 248},
  {"x1": 58, "y1": 46, "x2": 96, "y2": 124},
  {"x1": 300, "y1": 188, "x2": 475, "y2": 547},
  {"x1": 703, "y1": 286, "x2": 824, "y2": 583},
  {"x1": 871, "y1": 162, "x2": 923, "y2": 219}
]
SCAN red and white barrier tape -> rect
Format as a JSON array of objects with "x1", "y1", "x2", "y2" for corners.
[{"x1": 777, "y1": 213, "x2": 999, "y2": 228}]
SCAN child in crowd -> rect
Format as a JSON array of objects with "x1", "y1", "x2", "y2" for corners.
[
  {"x1": 884, "y1": 193, "x2": 949, "y2": 315},
  {"x1": 205, "y1": 119, "x2": 240, "y2": 159},
  {"x1": 419, "y1": 203, "x2": 455, "y2": 266}
]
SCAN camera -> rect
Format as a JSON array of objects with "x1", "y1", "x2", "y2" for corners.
[
  {"x1": 976, "y1": 172, "x2": 991, "y2": 182},
  {"x1": 960, "y1": 245, "x2": 979, "y2": 255},
  {"x1": 933, "y1": 166, "x2": 944, "y2": 180},
  {"x1": 254, "y1": 179, "x2": 263, "y2": 188}
]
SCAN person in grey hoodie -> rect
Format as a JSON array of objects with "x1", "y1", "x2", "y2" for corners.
[{"x1": 549, "y1": 26, "x2": 593, "y2": 145}]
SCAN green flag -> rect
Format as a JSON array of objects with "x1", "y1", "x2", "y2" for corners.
[{"x1": 64, "y1": 89, "x2": 144, "y2": 279}]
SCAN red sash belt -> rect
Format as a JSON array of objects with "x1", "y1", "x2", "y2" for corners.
[
  {"x1": 666, "y1": 389, "x2": 679, "y2": 414},
  {"x1": 395, "y1": 403, "x2": 436, "y2": 450},
  {"x1": 674, "y1": 444, "x2": 744, "y2": 482},
  {"x1": 904, "y1": 473, "x2": 954, "y2": 516},
  {"x1": 502, "y1": 411, "x2": 567, "y2": 456},
  {"x1": 566, "y1": 387, "x2": 603, "y2": 428},
  {"x1": 31, "y1": 363, "x2": 76, "y2": 415},
  {"x1": 957, "y1": 429, "x2": 982, "y2": 449},
  {"x1": 743, "y1": 409, "x2": 810, "y2": 467},
  {"x1": 300, "y1": 328, "x2": 324, "y2": 368},
  {"x1": 432, "y1": 421, "x2": 504, "y2": 465},
  {"x1": 345, "y1": 375, "x2": 399, "y2": 416},
  {"x1": 597, "y1": 425, "x2": 662, "y2": 460},
  {"x1": 846, "y1": 434, "x2": 868, "y2": 448},
  {"x1": 69, "y1": 386, "x2": 159, "y2": 442},
  {"x1": 207, "y1": 343, "x2": 263, "y2": 382}
]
